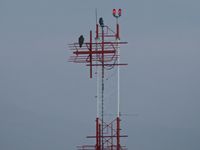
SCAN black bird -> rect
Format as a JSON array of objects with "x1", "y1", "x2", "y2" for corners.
[
  {"x1": 99, "y1": 17, "x2": 104, "y2": 27},
  {"x1": 78, "y1": 35, "x2": 84, "y2": 48}
]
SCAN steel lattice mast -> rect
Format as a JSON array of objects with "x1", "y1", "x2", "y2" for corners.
[{"x1": 69, "y1": 9, "x2": 128, "y2": 150}]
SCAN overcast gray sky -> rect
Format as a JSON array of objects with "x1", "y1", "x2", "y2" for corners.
[{"x1": 0, "y1": 0, "x2": 200, "y2": 150}]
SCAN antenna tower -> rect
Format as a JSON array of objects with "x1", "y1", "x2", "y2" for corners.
[{"x1": 69, "y1": 9, "x2": 128, "y2": 150}]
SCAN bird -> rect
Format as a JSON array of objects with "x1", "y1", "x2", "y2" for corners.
[
  {"x1": 78, "y1": 35, "x2": 84, "y2": 48},
  {"x1": 99, "y1": 17, "x2": 104, "y2": 27}
]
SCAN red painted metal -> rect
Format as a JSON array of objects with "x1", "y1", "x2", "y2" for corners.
[
  {"x1": 90, "y1": 31, "x2": 92, "y2": 78},
  {"x1": 99, "y1": 123, "x2": 101, "y2": 150},
  {"x1": 116, "y1": 117, "x2": 120, "y2": 150},
  {"x1": 96, "y1": 118, "x2": 100, "y2": 150},
  {"x1": 96, "y1": 24, "x2": 99, "y2": 39},
  {"x1": 73, "y1": 50, "x2": 116, "y2": 55},
  {"x1": 85, "y1": 118, "x2": 127, "y2": 150},
  {"x1": 86, "y1": 64, "x2": 127, "y2": 66}
]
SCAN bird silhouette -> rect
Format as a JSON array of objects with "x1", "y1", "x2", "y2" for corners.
[
  {"x1": 99, "y1": 17, "x2": 104, "y2": 27},
  {"x1": 78, "y1": 35, "x2": 84, "y2": 48}
]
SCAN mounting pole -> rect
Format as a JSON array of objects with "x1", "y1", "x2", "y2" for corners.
[
  {"x1": 117, "y1": 23, "x2": 120, "y2": 117},
  {"x1": 95, "y1": 9, "x2": 100, "y2": 149},
  {"x1": 114, "y1": 10, "x2": 121, "y2": 150},
  {"x1": 90, "y1": 30, "x2": 93, "y2": 78},
  {"x1": 101, "y1": 25, "x2": 105, "y2": 150},
  {"x1": 95, "y1": 9, "x2": 99, "y2": 119},
  {"x1": 117, "y1": 20, "x2": 121, "y2": 150}
]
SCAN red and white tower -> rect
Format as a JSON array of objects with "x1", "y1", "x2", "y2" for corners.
[{"x1": 69, "y1": 9, "x2": 128, "y2": 150}]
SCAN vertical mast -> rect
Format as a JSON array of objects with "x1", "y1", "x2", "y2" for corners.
[
  {"x1": 117, "y1": 22, "x2": 120, "y2": 118},
  {"x1": 95, "y1": 8, "x2": 101, "y2": 150},
  {"x1": 101, "y1": 25, "x2": 104, "y2": 150},
  {"x1": 95, "y1": 8, "x2": 99, "y2": 119},
  {"x1": 114, "y1": 9, "x2": 122, "y2": 150}
]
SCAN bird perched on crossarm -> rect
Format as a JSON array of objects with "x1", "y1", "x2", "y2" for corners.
[{"x1": 78, "y1": 35, "x2": 84, "y2": 48}]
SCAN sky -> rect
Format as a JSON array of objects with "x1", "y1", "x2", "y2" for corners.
[{"x1": 0, "y1": 0, "x2": 200, "y2": 149}]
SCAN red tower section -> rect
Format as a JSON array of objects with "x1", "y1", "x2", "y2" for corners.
[{"x1": 69, "y1": 9, "x2": 128, "y2": 150}]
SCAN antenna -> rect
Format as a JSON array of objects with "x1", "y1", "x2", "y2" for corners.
[{"x1": 69, "y1": 9, "x2": 128, "y2": 150}]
